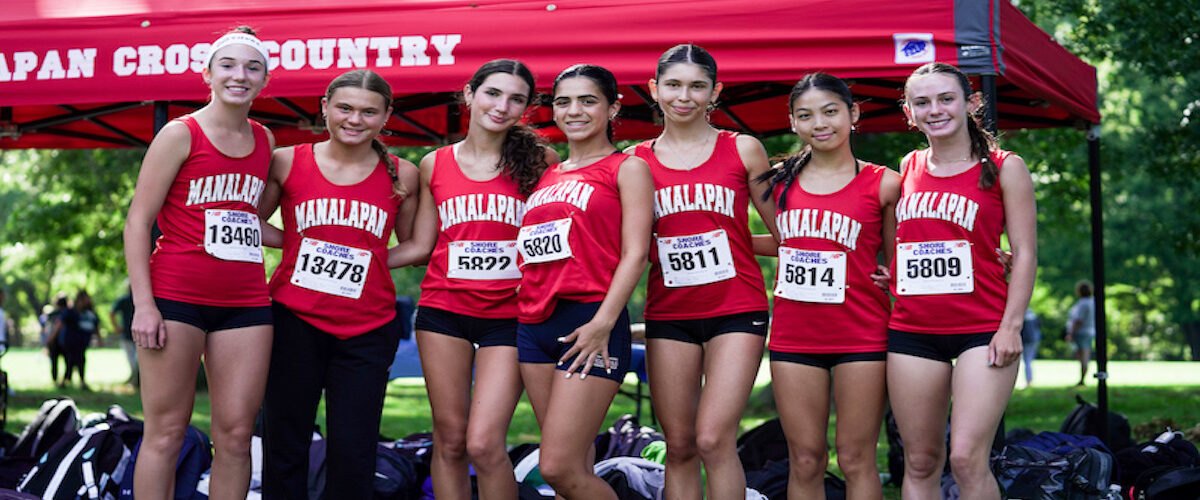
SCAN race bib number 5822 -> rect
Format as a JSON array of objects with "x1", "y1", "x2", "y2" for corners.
[{"x1": 204, "y1": 209, "x2": 263, "y2": 263}]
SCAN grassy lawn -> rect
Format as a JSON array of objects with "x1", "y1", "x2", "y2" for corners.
[{"x1": 5, "y1": 347, "x2": 1198, "y2": 497}]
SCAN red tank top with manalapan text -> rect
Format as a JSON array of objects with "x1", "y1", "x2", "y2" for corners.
[
  {"x1": 420, "y1": 145, "x2": 526, "y2": 318},
  {"x1": 150, "y1": 115, "x2": 270, "y2": 307},
  {"x1": 769, "y1": 164, "x2": 890, "y2": 353},
  {"x1": 269, "y1": 143, "x2": 402, "y2": 338},
  {"x1": 634, "y1": 131, "x2": 767, "y2": 320},
  {"x1": 517, "y1": 153, "x2": 626, "y2": 323},
  {"x1": 888, "y1": 149, "x2": 1012, "y2": 334}
]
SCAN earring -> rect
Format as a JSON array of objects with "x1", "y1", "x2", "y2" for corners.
[{"x1": 851, "y1": 125, "x2": 858, "y2": 133}]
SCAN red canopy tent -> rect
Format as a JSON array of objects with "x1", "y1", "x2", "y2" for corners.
[
  {"x1": 0, "y1": 0, "x2": 1097, "y2": 148},
  {"x1": 1, "y1": 0, "x2": 1116, "y2": 444}
]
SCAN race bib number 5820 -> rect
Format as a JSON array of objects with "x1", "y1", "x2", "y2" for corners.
[
  {"x1": 895, "y1": 239, "x2": 974, "y2": 295},
  {"x1": 517, "y1": 218, "x2": 572, "y2": 265},
  {"x1": 204, "y1": 209, "x2": 263, "y2": 263}
]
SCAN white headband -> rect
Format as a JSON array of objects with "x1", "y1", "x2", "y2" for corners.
[{"x1": 204, "y1": 32, "x2": 271, "y2": 69}]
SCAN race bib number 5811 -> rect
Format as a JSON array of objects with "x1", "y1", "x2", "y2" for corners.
[
  {"x1": 895, "y1": 239, "x2": 974, "y2": 295},
  {"x1": 656, "y1": 230, "x2": 736, "y2": 287},
  {"x1": 204, "y1": 209, "x2": 263, "y2": 263}
]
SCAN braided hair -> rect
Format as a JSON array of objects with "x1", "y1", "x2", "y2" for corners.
[
  {"x1": 904, "y1": 62, "x2": 1000, "y2": 189},
  {"x1": 756, "y1": 73, "x2": 858, "y2": 211},
  {"x1": 324, "y1": 70, "x2": 407, "y2": 197}
]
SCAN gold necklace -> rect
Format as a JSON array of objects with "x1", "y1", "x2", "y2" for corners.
[{"x1": 659, "y1": 130, "x2": 715, "y2": 170}]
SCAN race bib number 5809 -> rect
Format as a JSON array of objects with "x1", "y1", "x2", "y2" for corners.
[
  {"x1": 204, "y1": 209, "x2": 263, "y2": 263},
  {"x1": 895, "y1": 239, "x2": 974, "y2": 295}
]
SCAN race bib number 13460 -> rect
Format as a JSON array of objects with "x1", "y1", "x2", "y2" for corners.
[{"x1": 203, "y1": 209, "x2": 263, "y2": 263}]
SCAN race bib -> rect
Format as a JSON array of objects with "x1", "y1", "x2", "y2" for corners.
[
  {"x1": 290, "y1": 237, "x2": 372, "y2": 299},
  {"x1": 774, "y1": 247, "x2": 847, "y2": 304},
  {"x1": 517, "y1": 218, "x2": 573, "y2": 265},
  {"x1": 656, "y1": 229, "x2": 736, "y2": 287},
  {"x1": 895, "y1": 239, "x2": 974, "y2": 295},
  {"x1": 203, "y1": 209, "x2": 263, "y2": 263},
  {"x1": 447, "y1": 240, "x2": 521, "y2": 280}
]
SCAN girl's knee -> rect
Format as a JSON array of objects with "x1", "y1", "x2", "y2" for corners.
[
  {"x1": 465, "y1": 434, "x2": 509, "y2": 470},
  {"x1": 787, "y1": 444, "x2": 828, "y2": 480},
  {"x1": 904, "y1": 449, "x2": 945, "y2": 480},
  {"x1": 695, "y1": 426, "x2": 735, "y2": 460},
  {"x1": 834, "y1": 442, "x2": 878, "y2": 476},
  {"x1": 663, "y1": 431, "x2": 699, "y2": 464}
]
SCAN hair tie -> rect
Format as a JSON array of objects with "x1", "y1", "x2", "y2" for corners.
[{"x1": 204, "y1": 32, "x2": 271, "y2": 69}]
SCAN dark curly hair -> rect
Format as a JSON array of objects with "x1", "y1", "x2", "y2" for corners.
[{"x1": 466, "y1": 59, "x2": 548, "y2": 195}]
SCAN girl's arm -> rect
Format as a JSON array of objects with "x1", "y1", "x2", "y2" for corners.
[
  {"x1": 876, "y1": 166, "x2": 902, "y2": 280},
  {"x1": 391, "y1": 158, "x2": 421, "y2": 242},
  {"x1": 387, "y1": 152, "x2": 437, "y2": 268},
  {"x1": 740, "y1": 135, "x2": 780, "y2": 242},
  {"x1": 559, "y1": 156, "x2": 654, "y2": 378},
  {"x1": 991, "y1": 154, "x2": 1038, "y2": 368},
  {"x1": 258, "y1": 147, "x2": 294, "y2": 248},
  {"x1": 123, "y1": 121, "x2": 192, "y2": 349}
]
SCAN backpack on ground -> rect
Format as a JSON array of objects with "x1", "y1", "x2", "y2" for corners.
[
  {"x1": 374, "y1": 443, "x2": 419, "y2": 500},
  {"x1": 595, "y1": 415, "x2": 663, "y2": 462},
  {"x1": 737, "y1": 417, "x2": 788, "y2": 473},
  {"x1": 117, "y1": 425, "x2": 211, "y2": 500},
  {"x1": 11, "y1": 398, "x2": 79, "y2": 459},
  {"x1": 992, "y1": 440, "x2": 1114, "y2": 500},
  {"x1": 17, "y1": 426, "x2": 129, "y2": 500},
  {"x1": 1060, "y1": 395, "x2": 1134, "y2": 452},
  {"x1": 1115, "y1": 430, "x2": 1200, "y2": 487},
  {"x1": 594, "y1": 456, "x2": 664, "y2": 500},
  {"x1": 1130, "y1": 465, "x2": 1200, "y2": 500},
  {"x1": 742, "y1": 458, "x2": 846, "y2": 500}
]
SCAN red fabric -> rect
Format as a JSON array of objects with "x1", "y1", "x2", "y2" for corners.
[
  {"x1": 888, "y1": 149, "x2": 1012, "y2": 334},
  {"x1": 769, "y1": 164, "x2": 890, "y2": 353},
  {"x1": 420, "y1": 146, "x2": 525, "y2": 319},
  {"x1": 268, "y1": 143, "x2": 401, "y2": 338},
  {"x1": 0, "y1": 0, "x2": 1096, "y2": 149},
  {"x1": 150, "y1": 116, "x2": 271, "y2": 307},
  {"x1": 517, "y1": 153, "x2": 626, "y2": 324},
  {"x1": 635, "y1": 131, "x2": 766, "y2": 320}
]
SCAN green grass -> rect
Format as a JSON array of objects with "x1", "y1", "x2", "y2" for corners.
[{"x1": 4, "y1": 348, "x2": 1198, "y2": 498}]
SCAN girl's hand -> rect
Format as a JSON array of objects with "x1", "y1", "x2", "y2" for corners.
[
  {"x1": 988, "y1": 330, "x2": 1022, "y2": 368},
  {"x1": 870, "y1": 264, "x2": 892, "y2": 290},
  {"x1": 131, "y1": 306, "x2": 167, "y2": 350},
  {"x1": 557, "y1": 320, "x2": 613, "y2": 380}
]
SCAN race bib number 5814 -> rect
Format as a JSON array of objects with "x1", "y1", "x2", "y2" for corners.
[{"x1": 774, "y1": 247, "x2": 846, "y2": 303}]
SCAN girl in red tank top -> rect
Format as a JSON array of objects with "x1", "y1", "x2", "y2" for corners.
[
  {"x1": 756, "y1": 73, "x2": 900, "y2": 499},
  {"x1": 625, "y1": 44, "x2": 778, "y2": 500},
  {"x1": 886, "y1": 63, "x2": 1037, "y2": 500},
  {"x1": 515, "y1": 64, "x2": 654, "y2": 499},
  {"x1": 387, "y1": 60, "x2": 555, "y2": 500},
  {"x1": 256, "y1": 70, "x2": 419, "y2": 499},
  {"x1": 123, "y1": 27, "x2": 274, "y2": 500}
]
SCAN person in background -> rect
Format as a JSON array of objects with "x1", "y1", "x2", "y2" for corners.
[
  {"x1": 55, "y1": 289, "x2": 100, "y2": 390},
  {"x1": 111, "y1": 283, "x2": 138, "y2": 388},
  {"x1": 1019, "y1": 308, "x2": 1040, "y2": 389},
  {"x1": 1066, "y1": 280, "x2": 1095, "y2": 387},
  {"x1": 42, "y1": 295, "x2": 69, "y2": 384},
  {"x1": 0, "y1": 289, "x2": 8, "y2": 356}
]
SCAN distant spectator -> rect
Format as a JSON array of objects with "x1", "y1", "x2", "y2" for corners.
[
  {"x1": 43, "y1": 295, "x2": 69, "y2": 384},
  {"x1": 110, "y1": 284, "x2": 138, "y2": 387},
  {"x1": 0, "y1": 289, "x2": 8, "y2": 356},
  {"x1": 53, "y1": 290, "x2": 99, "y2": 390},
  {"x1": 1019, "y1": 308, "x2": 1041, "y2": 389},
  {"x1": 1066, "y1": 280, "x2": 1096, "y2": 387}
]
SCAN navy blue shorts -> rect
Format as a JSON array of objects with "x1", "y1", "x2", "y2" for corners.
[
  {"x1": 769, "y1": 350, "x2": 886, "y2": 371},
  {"x1": 155, "y1": 297, "x2": 272, "y2": 333},
  {"x1": 517, "y1": 300, "x2": 632, "y2": 382},
  {"x1": 414, "y1": 306, "x2": 517, "y2": 347},
  {"x1": 645, "y1": 310, "x2": 769, "y2": 345},
  {"x1": 887, "y1": 329, "x2": 994, "y2": 363}
]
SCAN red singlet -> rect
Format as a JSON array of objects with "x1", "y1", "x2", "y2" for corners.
[
  {"x1": 889, "y1": 149, "x2": 1012, "y2": 334},
  {"x1": 769, "y1": 164, "x2": 890, "y2": 353},
  {"x1": 517, "y1": 153, "x2": 627, "y2": 323},
  {"x1": 634, "y1": 131, "x2": 767, "y2": 320},
  {"x1": 419, "y1": 145, "x2": 526, "y2": 318},
  {"x1": 150, "y1": 115, "x2": 270, "y2": 307},
  {"x1": 268, "y1": 144, "x2": 402, "y2": 338}
]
